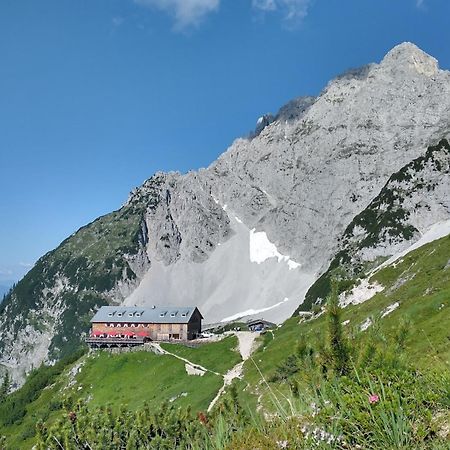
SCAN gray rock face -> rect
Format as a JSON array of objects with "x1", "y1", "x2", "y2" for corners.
[
  {"x1": 126, "y1": 43, "x2": 450, "y2": 324},
  {"x1": 204, "y1": 43, "x2": 450, "y2": 270},
  {"x1": 141, "y1": 172, "x2": 233, "y2": 265},
  {"x1": 2, "y1": 42, "x2": 450, "y2": 385},
  {"x1": 300, "y1": 138, "x2": 450, "y2": 311}
]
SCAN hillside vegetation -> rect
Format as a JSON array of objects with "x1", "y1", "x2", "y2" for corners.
[
  {"x1": 0, "y1": 337, "x2": 240, "y2": 449},
  {"x1": 0, "y1": 234, "x2": 449, "y2": 448}
]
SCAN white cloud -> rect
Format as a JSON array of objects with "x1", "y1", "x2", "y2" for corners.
[
  {"x1": 253, "y1": 0, "x2": 312, "y2": 24},
  {"x1": 252, "y1": 0, "x2": 276, "y2": 12},
  {"x1": 134, "y1": 0, "x2": 220, "y2": 30},
  {"x1": 19, "y1": 262, "x2": 33, "y2": 268}
]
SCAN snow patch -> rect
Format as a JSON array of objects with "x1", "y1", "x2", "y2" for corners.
[
  {"x1": 287, "y1": 260, "x2": 301, "y2": 270},
  {"x1": 381, "y1": 302, "x2": 400, "y2": 318},
  {"x1": 339, "y1": 279, "x2": 384, "y2": 307},
  {"x1": 220, "y1": 297, "x2": 290, "y2": 323},
  {"x1": 249, "y1": 229, "x2": 301, "y2": 270}
]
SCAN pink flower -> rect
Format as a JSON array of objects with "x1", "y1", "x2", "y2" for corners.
[{"x1": 368, "y1": 394, "x2": 379, "y2": 404}]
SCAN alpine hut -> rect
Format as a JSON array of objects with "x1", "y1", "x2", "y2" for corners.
[{"x1": 86, "y1": 306, "x2": 203, "y2": 348}]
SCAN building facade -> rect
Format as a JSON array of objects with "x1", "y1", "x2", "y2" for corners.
[{"x1": 89, "y1": 306, "x2": 203, "y2": 342}]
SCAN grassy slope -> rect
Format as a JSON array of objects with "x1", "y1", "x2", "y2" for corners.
[
  {"x1": 1, "y1": 235, "x2": 449, "y2": 448},
  {"x1": 74, "y1": 352, "x2": 220, "y2": 411},
  {"x1": 0, "y1": 336, "x2": 240, "y2": 449},
  {"x1": 243, "y1": 233, "x2": 450, "y2": 406},
  {"x1": 160, "y1": 336, "x2": 241, "y2": 374}
]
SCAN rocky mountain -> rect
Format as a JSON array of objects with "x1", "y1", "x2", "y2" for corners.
[
  {"x1": 1, "y1": 42, "x2": 450, "y2": 384},
  {"x1": 300, "y1": 138, "x2": 450, "y2": 311}
]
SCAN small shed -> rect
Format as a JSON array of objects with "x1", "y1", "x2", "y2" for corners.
[{"x1": 246, "y1": 318, "x2": 276, "y2": 332}]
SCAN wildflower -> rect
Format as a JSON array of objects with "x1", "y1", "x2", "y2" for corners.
[
  {"x1": 368, "y1": 394, "x2": 379, "y2": 404},
  {"x1": 276, "y1": 440, "x2": 289, "y2": 449},
  {"x1": 68, "y1": 411, "x2": 77, "y2": 423},
  {"x1": 197, "y1": 411, "x2": 208, "y2": 425}
]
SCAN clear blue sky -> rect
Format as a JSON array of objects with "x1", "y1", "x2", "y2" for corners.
[{"x1": 1, "y1": 0, "x2": 449, "y2": 284}]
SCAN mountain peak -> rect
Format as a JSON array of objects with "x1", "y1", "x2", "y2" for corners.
[{"x1": 380, "y1": 42, "x2": 439, "y2": 76}]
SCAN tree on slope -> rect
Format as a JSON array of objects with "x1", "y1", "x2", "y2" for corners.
[{"x1": 327, "y1": 280, "x2": 350, "y2": 376}]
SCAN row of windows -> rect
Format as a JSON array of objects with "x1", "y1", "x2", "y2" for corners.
[
  {"x1": 107, "y1": 311, "x2": 189, "y2": 318},
  {"x1": 103, "y1": 323, "x2": 185, "y2": 328},
  {"x1": 108, "y1": 312, "x2": 143, "y2": 318}
]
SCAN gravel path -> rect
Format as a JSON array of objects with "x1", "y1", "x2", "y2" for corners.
[
  {"x1": 149, "y1": 342, "x2": 220, "y2": 376},
  {"x1": 207, "y1": 331, "x2": 260, "y2": 412},
  {"x1": 149, "y1": 334, "x2": 260, "y2": 413}
]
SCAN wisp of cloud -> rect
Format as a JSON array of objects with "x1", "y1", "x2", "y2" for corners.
[{"x1": 134, "y1": 0, "x2": 220, "y2": 30}]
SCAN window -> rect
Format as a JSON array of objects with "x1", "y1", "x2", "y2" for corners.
[
  {"x1": 128, "y1": 313, "x2": 134, "y2": 317},
  {"x1": 108, "y1": 312, "x2": 114, "y2": 317},
  {"x1": 117, "y1": 313, "x2": 123, "y2": 317}
]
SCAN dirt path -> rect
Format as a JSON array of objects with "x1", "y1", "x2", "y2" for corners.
[
  {"x1": 234, "y1": 331, "x2": 260, "y2": 360},
  {"x1": 148, "y1": 342, "x2": 220, "y2": 376},
  {"x1": 149, "y1": 334, "x2": 260, "y2": 413},
  {"x1": 207, "y1": 331, "x2": 260, "y2": 412}
]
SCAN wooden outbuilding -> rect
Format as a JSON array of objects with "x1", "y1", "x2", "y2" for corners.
[{"x1": 86, "y1": 306, "x2": 203, "y2": 348}]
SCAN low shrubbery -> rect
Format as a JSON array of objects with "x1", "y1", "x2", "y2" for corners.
[{"x1": 27, "y1": 360, "x2": 450, "y2": 449}]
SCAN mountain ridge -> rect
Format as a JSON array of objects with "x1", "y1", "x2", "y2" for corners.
[{"x1": 1, "y1": 42, "x2": 450, "y2": 385}]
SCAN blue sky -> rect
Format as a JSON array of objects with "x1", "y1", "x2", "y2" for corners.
[{"x1": 1, "y1": 0, "x2": 449, "y2": 283}]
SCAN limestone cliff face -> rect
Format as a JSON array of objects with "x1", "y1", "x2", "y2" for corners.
[
  {"x1": 1, "y1": 43, "x2": 450, "y2": 385},
  {"x1": 203, "y1": 43, "x2": 450, "y2": 270},
  {"x1": 301, "y1": 138, "x2": 450, "y2": 311}
]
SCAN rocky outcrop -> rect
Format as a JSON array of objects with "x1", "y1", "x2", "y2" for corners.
[{"x1": 301, "y1": 138, "x2": 450, "y2": 311}]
